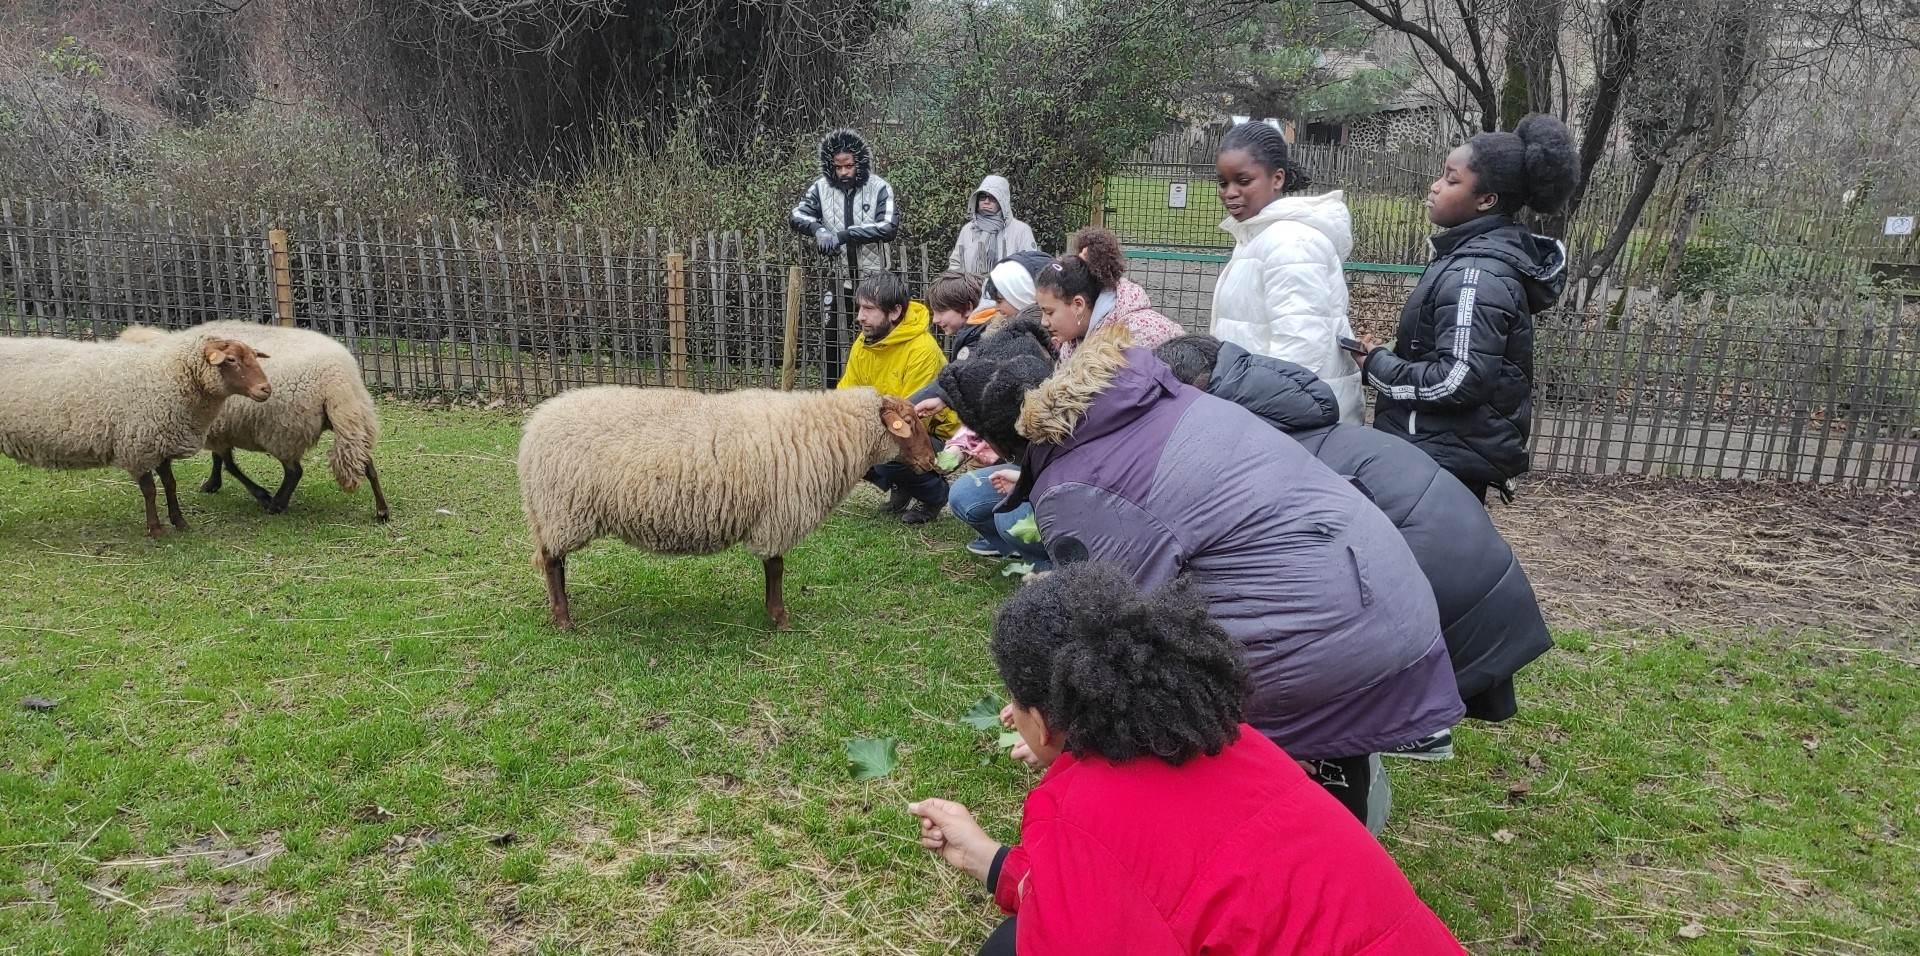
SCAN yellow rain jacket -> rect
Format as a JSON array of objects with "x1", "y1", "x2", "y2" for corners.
[{"x1": 837, "y1": 301, "x2": 961, "y2": 440}]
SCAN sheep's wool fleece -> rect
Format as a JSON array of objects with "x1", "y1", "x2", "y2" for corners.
[
  {"x1": 131, "y1": 322, "x2": 380, "y2": 490},
  {"x1": 519, "y1": 385, "x2": 903, "y2": 560},
  {"x1": 0, "y1": 333, "x2": 235, "y2": 475}
]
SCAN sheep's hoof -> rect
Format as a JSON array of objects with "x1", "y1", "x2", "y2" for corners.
[
  {"x1": 265, "y1": 503, "x2": 288, "y2": 516},
  {"x1": 199, "y1": 481, "x2": 220, "y2": 494},
  {"x1": 550, "y1": 613, "x2": 575, "y2": 631},
  {"x1": 145, "y1": 525, "x2": 167, "y2": 539},
  {"x1": 770, "y1": 611, "x2": 791, "y2": 631},
  {"x1": 374, "y1": 508, "x2": 391, "y2": 523},
  {"x1": 170, "y1": 518, "x2": 190, "y2": 531}
]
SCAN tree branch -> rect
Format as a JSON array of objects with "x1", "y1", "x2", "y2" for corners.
[{"x1": 1325, "y1": 0, "x2": 1497, "y2": 129}]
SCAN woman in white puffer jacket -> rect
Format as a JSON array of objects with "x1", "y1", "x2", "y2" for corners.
[{"x1": 1209, "y1": 122, "x2": 1365, "y2": 425}]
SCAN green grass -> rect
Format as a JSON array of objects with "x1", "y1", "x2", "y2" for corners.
[{"x1": 3, "y1": 403, "x2": 1916, "y2": 954}]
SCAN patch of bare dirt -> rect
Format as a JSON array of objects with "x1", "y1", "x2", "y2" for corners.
[{"x1": 1494, "y1": 475, "x2": 1920, "y2": 644}]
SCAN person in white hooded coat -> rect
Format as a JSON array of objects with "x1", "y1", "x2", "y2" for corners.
[
  {"x1": 947, "y1": 175, "x2": 1039, "y2": 275},
  {"x1": 1209, "y1": 122, "x2": 1365, "y2": 426}
]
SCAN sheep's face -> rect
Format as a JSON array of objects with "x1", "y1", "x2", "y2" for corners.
[
  {"x1": 205, "y1": 338, "x2": 273, "y2": 402},
  {"x1": 880, "y1": 396, "x2": 936, "y2": 472}
]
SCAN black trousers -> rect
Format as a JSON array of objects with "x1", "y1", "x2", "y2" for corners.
[
  {"x1": 978, "y1": 917, "x2": 1016, "y2": 956},
  {"x1": 1303, "y1": 754, "x2": 1389, "y2": 834}
]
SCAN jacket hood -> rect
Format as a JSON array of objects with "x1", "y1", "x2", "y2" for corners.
[
  {"x1": 1433, "y1": 215, "x2": 1568, "y2": 312},
  {"x1": 1221, "y1": 190, "x2": 1354, "y2": 258},
  {"x1": 972, "y1": 174, "x2": 1015, "y2": 219},
  {"x1": 1018, "y1": 325, "x2": 1164, "y2": 447},
  {"x1": 1207, "y1": 341, "x2": 1340, "y2": 433},
  {"x1": 818, "y1": 128, "x2": 873, "y2": 192},
  {"x1": 864, "y1": 301, "x2": 931, "y2": 349}
]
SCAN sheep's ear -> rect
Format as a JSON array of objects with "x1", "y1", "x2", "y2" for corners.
[
  {"x1": 883, "y1": 409, "x2": 913, "y2": 438},
  {"x1": 252, "y1": 350, "x2": 271, "y2": 360},
  {"x1": 205, "y1": 347, "x2": 231, "y2": 366}
]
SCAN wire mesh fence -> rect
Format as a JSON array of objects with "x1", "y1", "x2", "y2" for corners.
[{"x1": 4, "y1": 199, "x2": 1917, "y2": 488}]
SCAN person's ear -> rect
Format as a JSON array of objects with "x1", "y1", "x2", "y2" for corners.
[{"x1": 1479, "y1": 192, "x2": 1499, "y2": 212}]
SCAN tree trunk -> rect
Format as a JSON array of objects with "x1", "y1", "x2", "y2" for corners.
[
  {"x1": 1565, "y1": 0, "x2": 1648, "y2": 220},
  {"x1": 1657, "y1": 187, "x2": 1710, "y2": 296},
  {"x1": 1501, "y1": 0, "x2": 1562, "y2": 129},
  {"x1": 1581, "y1": 154, "x2": 1665, "y2": 302}
]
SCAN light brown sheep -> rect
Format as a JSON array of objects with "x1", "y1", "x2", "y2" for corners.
[
  {"x1": 120, "y1": 322, "x2": 388, "y2": 521},
  {"x1": 0, "y1": 332, "x2": 272, "y2": 537},
  {"x1": 517, "y1": 385, "x2": 935, "y2": 630}
]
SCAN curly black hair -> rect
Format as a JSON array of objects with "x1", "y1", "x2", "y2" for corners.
[
  {"x1": 990, "y1": 563, "x2": 1250, "y2": 765},
  {"x1": 1465, "y1": 113, "x2": 1580, "y2": 215},
  {"x1": 1039, "y1": 228, "x2": 1127, "y2": 305}
]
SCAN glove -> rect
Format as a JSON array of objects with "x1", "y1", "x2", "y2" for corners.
[{"x1": 814, "y1": 227, "x2": 841, "y2": 254}]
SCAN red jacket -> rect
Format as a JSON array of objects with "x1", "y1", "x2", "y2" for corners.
[{"x1": 993, "y1": 725, "x2": 1464, "y2": 955}]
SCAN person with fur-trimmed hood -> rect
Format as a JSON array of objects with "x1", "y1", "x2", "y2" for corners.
[{"x1": 790, "y1": 128, "x2": 902, "y2": 279}]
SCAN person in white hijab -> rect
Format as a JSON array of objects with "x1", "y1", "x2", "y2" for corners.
[{"x1": 949, "y1": 175, "x2": 1039, "y2": 274}]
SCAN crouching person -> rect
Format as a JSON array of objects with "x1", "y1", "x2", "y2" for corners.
[
  {"x1": 1156, "y1": 334, "x2": 1554, "y2": 757},
  {"x1": 909, "y1": 564, "x2": 1465, "y2": 956},
  {"x1": 840, "y1": 271, "x2": 961, "y2": 524}
]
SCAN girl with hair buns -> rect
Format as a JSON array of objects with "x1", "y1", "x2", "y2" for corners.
[
  {"x1": 1210, "y1": 120, "x2": 1365, "y2": 425},
  {"x1": 1358, "y1": 114, "x2": 1580, "y2": 503},
  {"x1": 908, "y1": 564, "x2": 1464, "y2": 956}
]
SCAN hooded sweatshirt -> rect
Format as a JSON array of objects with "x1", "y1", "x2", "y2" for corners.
[
  {"x1": 1210, "y1": 191, "x2": 1363, "y2": 426},
  {"x1": 789, "y1": 129, "x2": 901, "y2": 276},
  {"x1": 836, "y1": 301, "x2": 959, "y2": 439},
  {"x1": 948, "y1": 175, "x2": 1039, "y2": 275},
  {"x1": 1012, "y1": 330, "x2": 1465, "y2": 759}
]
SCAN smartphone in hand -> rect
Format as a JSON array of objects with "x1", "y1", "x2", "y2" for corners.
[{"x1": 1338, "y1": 337, "x2": 1371, "y2": 356}]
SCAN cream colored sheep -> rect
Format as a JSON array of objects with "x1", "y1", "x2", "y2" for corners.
[
  {"x1": 121, "y1": 323, "x2": 388, "y2": 521},
  {"x1": 517, "y1": 385, "x2": 936, "y2": 630},
  {"x1": 0, "y1": 332, "x2": 272, "y2": 537}
]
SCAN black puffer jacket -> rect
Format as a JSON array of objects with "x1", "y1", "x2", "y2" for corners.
[
  {"x1": 1209, "y1": 340, "x2": 1552, "y2": 721},
  {"x1": 1365, "y1": 215, "x2": 1566, "y2": 490}
]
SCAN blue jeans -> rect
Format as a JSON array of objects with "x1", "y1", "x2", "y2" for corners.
[
  {"x1": 866, "y1": 438, "x2": 949, "y2": 508},
  {"x1": 949, "y1": 466, "x2": 1050, "y2": 565}
]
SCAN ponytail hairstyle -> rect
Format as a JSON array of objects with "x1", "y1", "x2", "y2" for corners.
[
  {"x1": 1041, "y1": 227, "x2": 1129, "y2": 305},
  {"x1": 1465, "y1": 114, "x2": 1581, "y2": 215},
  {"x1": 990, "y1": 563, "x2": 1249, "y2": 765},
  {"x1": 1219, "y1": 121, "x2": 1314, "y2": 193}
]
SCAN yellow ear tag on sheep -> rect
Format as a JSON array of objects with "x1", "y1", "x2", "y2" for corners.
[
  {"x1": 205, "y1": 349, "x2": 230, "y2": 366},
  {"x1": 887, "y1": 417, "x2": 912, "y2": 438}
]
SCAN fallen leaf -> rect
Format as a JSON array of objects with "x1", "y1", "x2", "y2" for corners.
[
  {"x1": 996, "y1": 731, "x2": 1023, "y2": 750},
  {"x1": 20, "y1": 696, "x2": 57, "y2": 712},
  {"x1": 1507, "y1": 780, "x2": 1533, "y2": 804},
  {"x1": 1800, "y1": 736, "x2": 1819, "y2": 753},
  {"x1": 960, "y1": 695, "x2": 1004, "y2": 732},
  {"x1": 352, "y1": 805, "x2": 395, "y2": 823},
  {"x1": 1525, "y1": 754, "x2": 1546, "y2": 772},
  {"x1": 1676, "y1": 921, "x2": 1707, "y2": 940},
  {"x1": 845, "y1": 737, "x2": 900, "y2": 781},
  {"x1": 1001, "y1": 562, "x2": 1036, "y2": 579},
  {"x1": 434, "y1": 508, "x2": 454, "y2": 516},
  {"x1": 488, "y1": 831, "x2": 518, "y2": 847},
  {"x1": 1492, "y1": 829, "x2": 1517, "y2": 844}
]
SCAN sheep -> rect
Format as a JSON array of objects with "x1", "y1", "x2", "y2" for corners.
[
  {"x1": 119, "y1": 322, "x2": 388, "y2": 522},
  {"x1": 0, "y1": 331, "x2": 272, "y2": 537},
  {"x1": 517, "y1": 385, "x2": 936, "y2": 630}
]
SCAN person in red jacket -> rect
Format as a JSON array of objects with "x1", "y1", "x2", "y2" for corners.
[{"x1": 908, "y1": 563, "x2": 1465, "y2": 956}]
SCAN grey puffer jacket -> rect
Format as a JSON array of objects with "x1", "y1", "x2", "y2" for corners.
[
  {"x1": 1205, "y1": 341, "x2": 1552, "y2": 721},
  {"x1": 1011, "y1": 331, "x2": 1465, "y2": 759}
]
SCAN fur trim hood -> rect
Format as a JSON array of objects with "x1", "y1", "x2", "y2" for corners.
[
  {"x1": 1017, "y1": 324, "x2": 1138, "y2": 446},
  {"x1": 817, "y1": 128, "x2": 873, "y2": 192}
]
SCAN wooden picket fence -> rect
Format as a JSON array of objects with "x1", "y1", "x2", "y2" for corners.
[{"x1": 4, "y1": 200, "x2": 1918, "y2": 488}]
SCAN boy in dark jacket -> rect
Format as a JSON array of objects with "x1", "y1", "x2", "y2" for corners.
[
  {"x1": 1158, "y1": 334, "x2": 1553, "y2": 758},
  {"x1": 1357, "y1": 114, "x2": 1580, "y2": 502}
]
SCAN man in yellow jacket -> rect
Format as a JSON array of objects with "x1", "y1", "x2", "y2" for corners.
[{"x1": 839, "y1": 271, "x2": 961, "y2": 524}]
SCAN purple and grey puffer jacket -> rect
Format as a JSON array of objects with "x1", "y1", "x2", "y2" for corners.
[{"x1": 1013, "y1": 330, "x2": 1464, "y2": 760}]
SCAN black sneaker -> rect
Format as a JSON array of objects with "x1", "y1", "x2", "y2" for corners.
[
  {"x1": 900, "y1": 502, "x2": 942, "y2": 525},
  {"x1": 883, "y1": 487, "x2": 913, "y2": 514},
  {"x1": 1382, "y1": 730, "x2": 1454, "y2": 762}
]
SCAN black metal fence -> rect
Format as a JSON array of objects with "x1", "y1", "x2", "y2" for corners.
[{"x1": 4, "y1": 200, "x2": 1917, "y2": 487}]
